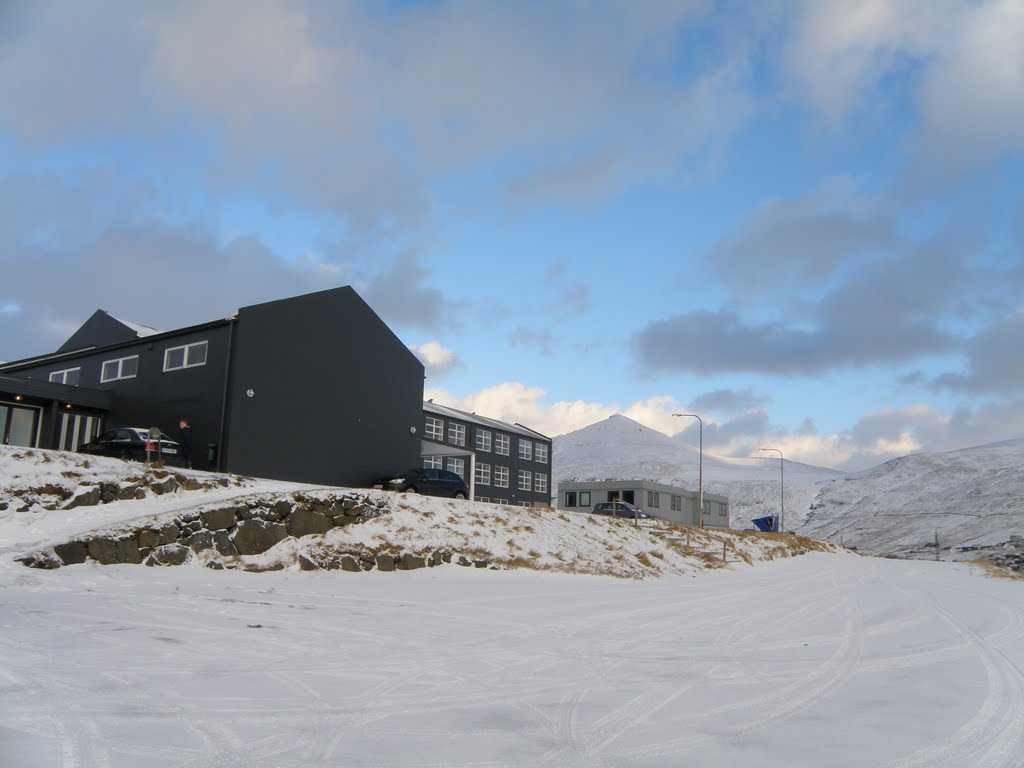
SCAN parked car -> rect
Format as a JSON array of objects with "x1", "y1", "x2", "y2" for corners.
[
  {"x1": 373, "y1": 468, "x2": 470, "y2": 499},
  {"x1": 591, "y1": 501, "x2": 648, "y2": 519},
  {"x1": 79, "y1": 427, "x2": 183, "y2": 466}
]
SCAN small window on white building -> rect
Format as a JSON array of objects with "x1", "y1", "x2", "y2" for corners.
[
  {"x1": 564, "y1": 491, "x2": 577, "y2": 507},
  {"x1": 101, "y1": 355, "x2": 139, "y2": 383},
  {"x1": 425, "y1": 416, "x2": 444, "y2": 441},
  {"x1": 163, "y1": 341, "x2": 208, "y2": 372}
]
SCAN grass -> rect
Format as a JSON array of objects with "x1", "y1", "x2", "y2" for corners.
[{"x1": 971, "y1": 559, "x2": 1024, "y2": 581}]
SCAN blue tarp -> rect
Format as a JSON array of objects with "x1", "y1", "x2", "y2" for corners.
[{"x1": 752, "y1": 515, "x2": 777, "y2": 532}]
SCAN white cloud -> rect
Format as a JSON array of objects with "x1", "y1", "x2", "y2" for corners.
[{"x1": 411, "y1": 341, "x2": 462, "y2": 380}]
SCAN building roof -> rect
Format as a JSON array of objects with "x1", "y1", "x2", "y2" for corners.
[{"x1": 423, "y1": 401, "x2": 550, "y2": 441}]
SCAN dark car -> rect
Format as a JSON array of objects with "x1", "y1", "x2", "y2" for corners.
[
  {"x1": 591, "y1": 501, "x2": 648, "y2": 519},
  {"x1": 373, "y1": 468, "x2": 470, "y2": 499},
  {"x1": 79, "y1": 427, "x2": 183, "y2": 466}
]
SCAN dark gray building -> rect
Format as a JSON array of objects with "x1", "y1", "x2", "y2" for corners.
[
  {"x1": 0, "y1": 287, "x2": 424, "y2": 488},
  {"x1": 421, "y1": 401, "x2": 552, "y2": 507}
]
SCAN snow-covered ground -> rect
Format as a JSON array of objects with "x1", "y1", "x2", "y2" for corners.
[{"x1": 3, "y1": 553, "x2": 1023, "y2": 767}]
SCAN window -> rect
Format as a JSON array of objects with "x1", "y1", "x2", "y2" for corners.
[
  {"x1": 535, "y1": 442, "x2": 549, "y2": 463},
  {"x1": 518, "y1": 469, "x2": 532, "y2": 491},
  {"x1": 671, "y1": 495, "x2": 682, "y2": 511},
  {"x1": 495, "y1": 498, "x2": 508, "y2": 505},
  {"x1": 163, "y1": 341, "x2": 208, "y2": 372},
  {"x1": 448, "y1": 422, "x2": 466, "y2": 446},
  {"x1": 495, "y1": 433, "x2": 510, "y2": 456},
  {"x1": 579, "y1": 491, "x2": 591, "y2": 507},
  {"x1": 476, "y1": 496, "x2": 490, "y2": 503},
  {"x1": 647, "y1": 491, "x2": 660, "y2": 508},
  {"x1": 494, "y1": 466, "x2": 510, "y2": 488},
  {"x1": 475, "y1": 429, "x2": 492, "y2": 452},
  {"x1": 446, "y1": 457, "x2": 465, "y2": 478},
  {"x1": 564, "y1": 491, "x2": 577, "y2": 507},
  {"x1": 100, "y1": 355, "x2": 139, "y2": 383},
  {"x1": 425, "y1": 416, "x2": 444, "y2": 441},
  {"x1": 519, "y1": 501, "x2": 532, "y2": 508},
  {"x1": 475, "y1": 462, "x2": 491, "y2": 485},
  {"x1": 49, "y1": 367, "x2": 81, "y2": 386},
  {"x1": 534, "y1": 473, "x2": 548, "y2": 494},
  {"x1": 423, "y1": 456, "x2": 442, "y2": 470},
  {"x1": 518, "y1": 439, "x2": 533, "y2": 461}
]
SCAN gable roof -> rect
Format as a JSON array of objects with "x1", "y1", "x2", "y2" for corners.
[
  {"x1": 57, "y1": 310, "x2": 158, "y2": 353},
  {"x1": 423, "y1": 400, "x2": 550, "y2": 441}
]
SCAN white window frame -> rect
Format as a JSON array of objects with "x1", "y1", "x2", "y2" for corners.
[
  {"x1": 518, "y1": 439, "x2": 533, "y2": 461},
  {"x1": 100, "y1": 355, "x2": 139, "y2": 383},
  {"x1": 49, "y1": 367, "x2": 81, "y2": 386},
  {"x1": 494, "y1": 466, "x2": 510, "y2": 488},
  {"x1": 534, "y1": 473, "x2": 548, "y2": 494},
  {"x1": 518, "y1": 469, "x2": 532, "y2": 491},
  {"x1": 495, "y1": 498, "x2": 508, "y2": 505},
  {"x1": 446, "y1": 457, "x2": 465, "y2": 479},
  {"x1": 163, "y1": 340, "x2": 208, "y2": 372},
  {"x1": 519, "y1": 501, "x2": 532, "y2": 508},
  {"x1": 448, "y1": 422, "x2": 466, "y2": 447},
  {"x1": 423, "y1": 456, "x2": 442, "y2": 470},
  {"x1": 535, "y1": 442, "x2": 549, "y2": 464},
  {"x1": 425, "y1": 416, "x2": 444, "y2": 441},
  {"x1": 475, "y1": 462, "x2": 491, "y2": 486},
  {"x1": 495, "y1": 434, "x2": 510, "y2": 456},
  {"x1": 475, "y1": 496, "x2": 490, "y2": 503},
  {"x1": 475, "y1": 429, "x2": 492, "y2": 452}
]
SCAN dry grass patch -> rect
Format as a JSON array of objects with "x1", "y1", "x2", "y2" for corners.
[{"x1": 971, "y1": 559, "x2": 1024, "y2": 581}]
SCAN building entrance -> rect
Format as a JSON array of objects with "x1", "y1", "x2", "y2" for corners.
[{"x1": 1, "y1": 402, "x2": 40, "y2": 447}]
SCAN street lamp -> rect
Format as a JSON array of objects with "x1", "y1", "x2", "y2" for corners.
[
  {"x1": 758, "y1": 447, "x2": 784, "y2": 533},
  {"x1": 672, "y1": 413, "x2": 703, "y2": 528}
]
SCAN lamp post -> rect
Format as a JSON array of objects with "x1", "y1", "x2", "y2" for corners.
[
  {"x1": 672, "y1": 413, "x2": 703, "y2": 528},
  {"x1": 758, "y1": 447, "x2": 784, "y2": 533}
]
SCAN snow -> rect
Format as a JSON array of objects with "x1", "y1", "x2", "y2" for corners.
[{"x1": 3, "y1": 444, "x2": 1024, "y2": 765}]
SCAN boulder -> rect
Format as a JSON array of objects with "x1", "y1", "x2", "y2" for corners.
[
  {"x1": 147, "y1": 544, "x2": 192, "y2": 566},
  {"x1": 87, "y1": 535, "x2": 142, "y2": 565},
  {"x1": 213, "y1": 530, "x2": 238, "y2": 556},
  {"x1": 231, "y1": 519, "x2": 289, "y2": 555},
  {"x1": 274, "y1": 499, "x2": 294, "y2": 517},
  {"x1": 376, "y1": 554, "x2": 396, "y2": 572},
  {"x1": 183, "y1": 531, "x2": 215, "y2": 552},
  {"x1": 64, "y1": 486, "x2": 102, "y2": 510},
  {"x1": 298, "y1": 553, "x2": 321, "y2": 571},
  {"x1": 54, "y1": 540, "x2": 88, "y2": 565},
  {"x1": 200, "y1": 507, "x2": 238, "y2": 531},
  {"x1": 399, "y1": 553, "x2": 427, "y2": 571},
  {"x1": 117, "y1": 484, "x2": 146, "y2": 500},
  {"x1": 17, "y1": 550, "x2": 62, "y2": 569},
  {"x1": 150, "y1": 476, "x2": 179, "y2": 495},
  {"x1": 158, "y1": 523, "x2": 179, "y2": 546},
  {"x1": 137, "y1": 529, "x2": 161, "y2": 549},
  {"x1": 99, "y1": 482, "x2": 120, "y2": 504},
  {"x1": 340, "y1": 555, "x2": 361, "y2": 572},
  {"x1": 287, "y1": 507, "x2": 333, "y2": 538}
]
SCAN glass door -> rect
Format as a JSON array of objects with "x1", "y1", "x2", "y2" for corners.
[{"x1": 1, "y1": 403, "x2": 40, "y2": 447}]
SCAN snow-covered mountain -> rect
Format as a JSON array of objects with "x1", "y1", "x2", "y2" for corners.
[
  {"x1": 799, "y1": 438, "x2": 1024, "y2": 559},
  {"x1": 553, "y1": 415, "x2": 842, "y2": 529},
  {"x1": 553, "y1": 416, "x2": 1024, "y2": 560}
]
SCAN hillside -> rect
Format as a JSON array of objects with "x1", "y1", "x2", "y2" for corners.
[
  {"x1": 798, "y1": 438, "x2": 1024, "y2": 560},
  {"x1": 553, "y1": 415, "x2": 842, "y2": 529}
]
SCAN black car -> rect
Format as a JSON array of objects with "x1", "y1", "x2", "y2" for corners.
[
  {"x1": 591, "y1": 501, "x2": 648, "y2": 519},
  {"x1": 79, "y1": 427, "x2": 184, "y2": 466},
  {"x1": 373, "y1": 468, "x2": 470, "y2": 499}
]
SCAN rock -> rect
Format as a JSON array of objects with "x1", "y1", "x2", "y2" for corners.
[
  {"x1": 54, "y1": 540, "x2": 88, "y2": 565},
  {"x1": 137, "y1": 529, "x2": 161, "y2": 549},
  {"x1": 473, "y1": 559, "x2": 490, "y2": 568},
  {"x1": 150, "y1": 476, "x2": 179, "y2": 495},
  {"x1": 399, "y1": 553, "x2": 427, "y2": 571},
  {"x1": 17, "y1": 550, "x2": 62, "y2": 569},
  {"x1": 274, "y1": 499, "x2": 294, "y2": 517},
  {"x1": 231, "y1": 519, "x2": 289, "y2": 555},
  {"x1": 86, "y1": 536, "x2": 141, "y2": 565},
  {"x1": 376, "y1": 554, "x2": 396, "y2": 572},
  {"x1": 64, "y1": 486, "x2": 102, "y2": 509},
  {"x1": 332, "y1": 515, "x2": 354, "y2": 527},
  {"x1": 117, "y1": 484, "x2": 146, "y2": 500},
  {"x1": 206, "y1": 560, "x2": 225, "y2": 570},
  {"x1": 213, "y1": 530, "x2": 238, "y2": 556},
  {"x1": 253, "y1": 507, "x2": 280, "y2": 522},
  {"x1": 184, "y1": 531, "x2": 215, "y2": 552},
  {"x1": 340, "y1": 555, "x2": 360, "y2": 572},
  {"x1": 149, "y1": 544, "x2": 192, "y2": 566},
  {"x1": 241, "y1": 561, "x2": 284, "y2": 573},
  {"x1": 200, "y1": 507, "x2": 237, "y2": 531},
  {"x1": 287, "y1": 506, "x2": 333, "y2": 538},
  {"x1": 99, "y1": 482, "x2": 120, "y2": 504},
  {"x1": 429, "y1": 550, "x2": 449, "y2": 567},
  {"x1": 457, "y1": 555, "x2": 472, "y2": 567},
  {"x1": 158, "y1": 523, "x2": 179, "y2": 546},
  {"x1": 298, "y1": 553, "x2": 321, "y2": 571}
]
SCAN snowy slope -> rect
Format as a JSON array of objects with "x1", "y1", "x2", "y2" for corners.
[
  {"x1": 553, "y1": 415, "x2": 842, "y2": 529},
  {"x1": 798, "y1": 438, "x2": 1024, "y2": 558}
]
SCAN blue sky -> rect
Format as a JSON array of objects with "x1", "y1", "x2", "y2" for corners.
[{"x1": 2, "y1": 0, "x2": 1023, "y2": 470}]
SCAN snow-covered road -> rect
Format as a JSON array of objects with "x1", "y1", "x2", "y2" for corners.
[{"x1": 2, "y1": 553, "x2": 1023, "y2": 767}]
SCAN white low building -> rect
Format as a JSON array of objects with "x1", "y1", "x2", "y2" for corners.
[{"x1": 557, "y1": 479, "x2": 730, "y2": 528}]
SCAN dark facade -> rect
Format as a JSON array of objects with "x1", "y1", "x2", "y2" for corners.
[
  {"x1": 421, "y1": 402, "x2": 553, "y2": 507},
  {"x1": 0, "y1": 287, "x2": 424, "y2": 488}
]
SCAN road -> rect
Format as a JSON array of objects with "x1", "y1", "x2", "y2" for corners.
[{"x1": 2, "y1": 553, "x2": 1023, "y2": 767}]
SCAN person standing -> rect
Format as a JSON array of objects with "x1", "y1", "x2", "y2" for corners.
[{"x1": 178, "y1": 418, "x2": 193, "y2": 469}]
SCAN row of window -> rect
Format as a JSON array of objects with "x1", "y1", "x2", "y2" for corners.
[
  {"x1": 563, "y1": 489, "x2": 686, "y2": 511},
  {"x1": 424, "y1": 416, "x2": 549, "y2": 463},
  {"x1": 48, "y1": 341, "x2": 209, "y2": 386},
  {"x1": 423, "y1": 456, "x2": 548, "y2": 494}
]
